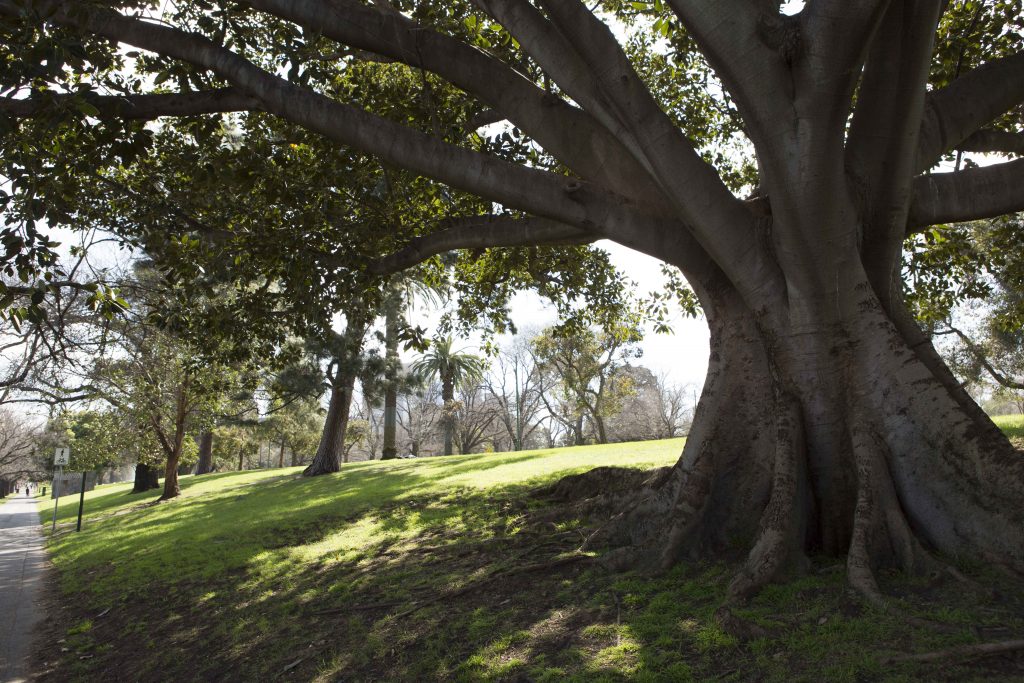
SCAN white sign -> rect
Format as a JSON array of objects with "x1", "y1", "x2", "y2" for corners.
[{"x1": 54, "y1": 446, "x2": 70, "y2": 466}]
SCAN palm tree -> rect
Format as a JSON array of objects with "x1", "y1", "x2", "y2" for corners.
[
  {"x1": 411, "y1": 337, "x2": 485, "y2": 455},
  {"x1": 380, "y1": 274, "x2": 445, "y2": 459}
]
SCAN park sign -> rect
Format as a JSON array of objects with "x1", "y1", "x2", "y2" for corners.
[{"x1": 54, "y1": 446, "x2": 70, "y2": 466}]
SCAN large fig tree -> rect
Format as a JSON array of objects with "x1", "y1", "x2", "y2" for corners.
[{"x1": 2, "y1": 0, "x2": 1023, "y2": 599}]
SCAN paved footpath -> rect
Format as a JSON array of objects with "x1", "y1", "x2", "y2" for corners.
[{"x1": 0, "y1": 497, "x2": 47, "y2": 683}]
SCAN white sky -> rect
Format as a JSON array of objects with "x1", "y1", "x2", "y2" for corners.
[{"x1": 397, "y1": 242, "x2": 710, "y2": 390}]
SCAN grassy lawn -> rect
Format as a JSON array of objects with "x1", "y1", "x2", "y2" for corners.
[
  {"x1": 992, "y1": 413, "x2": 1024, "y2": 441},
  {"x1": 34, "y1": 436, "x2": 1024, "y2": 682}
]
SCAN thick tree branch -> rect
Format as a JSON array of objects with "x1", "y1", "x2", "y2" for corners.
[
  {"x1": 3, "y1": 2, "x2": 676, "y2": 250},
  {"x1": 664, "y1": 0, "x2": 790, "y2": 139},
  {"x1": 917, "y1": 50, "x2": 1024, "y2": 171},
  {"x1": 0, "y1": 88, "x2": 259, "y2": 119},
  {"x1": 845, "y1": 0, "x2": 942, "y2": 295},
  {"x1": 907, "y1": 159, "x2": 1024, "y2": 229},
  {"x1": 367, "y1": 216, "x2": 593, "y2": 276},
  {"x1": 802, "y1": 0, "x2": 891, "y2": 78},
  {"x1": 476, "y1": 0, "x2": 787, "y2": 315},
  {"x1": 246, "y1": 0, "x2": 667, "y2": 209},
  {"x1": 957, "y1": 129, "x2": 1024, "y2": 156}
]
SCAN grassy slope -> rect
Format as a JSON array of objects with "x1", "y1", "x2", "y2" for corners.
[
  {"x1": 993, "y1": 413, "x2": 1024, "y2": 441},
  {"x1": 36, "y1": 435, "x2": 1024, "y2": 682}
]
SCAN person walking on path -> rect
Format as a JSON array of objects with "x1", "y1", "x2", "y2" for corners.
[{"x1": 0, "y1": 496, "x2": 47, "y2": 682}]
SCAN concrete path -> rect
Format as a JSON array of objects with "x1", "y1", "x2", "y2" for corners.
[{"x1": 0, "y1": 497, "x2": 47, "y2": 683}]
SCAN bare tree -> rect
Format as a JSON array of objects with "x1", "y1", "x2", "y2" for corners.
[
  {"x1": 396, "y1": 383, "x2": 442, "y2": 457},
  {"x1": 452, "y1": 385, "x2": 501, "y2": 454},
  {"x1": 0, "y1": 411, "x2": 42, "y2": 492},
  {"x1": 484, "y1": 336, "x2": 546, "y2": 451}
]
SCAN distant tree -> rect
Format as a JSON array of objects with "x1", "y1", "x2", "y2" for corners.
[
  {"x1": 651, "y1": 371, "x2": 693, "y2": 439},
  {"x1": 532, "y1": 325, "x2": 642, "y2": 445},
  {"x1": 485, "y1": 336, "x2": 546, "y2": 452},
  {"x1": 604, "y1": 365, "x2": 662, "y2": 443},
  {"x1": 263, "y1": 396, "x2": 324, "y2": 468},
  {"x1": 396, "y1": 383, "x2": 442, "y2": 457},
  {"x1": 0, "y1": 411, "x2": 40, "y2": 496},
  {"x1": 411, "y1": 337, "x2": 485, "y2": 455},
  {"x1": 452, "y1": 385, "x2": 500, "y2": 455}
]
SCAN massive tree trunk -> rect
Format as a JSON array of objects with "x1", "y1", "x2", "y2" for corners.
[
  {"x1": 596, "y1": 250, "x2": 1024, "y2": 602},
  {"x1": 132, "y1": 463, "x2": 160, "y2": 494},
  {"x1": 195, "y1": 431, "x2": 214, "y2": 475}
]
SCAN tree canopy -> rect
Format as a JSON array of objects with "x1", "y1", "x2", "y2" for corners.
[{"x1": 2, "y1": 0, "x2": 1023, "y2": 602}]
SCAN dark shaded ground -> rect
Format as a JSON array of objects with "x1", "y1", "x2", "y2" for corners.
[{"x1": 29, "y1": 462, "x2": 1024, "y2": 682}]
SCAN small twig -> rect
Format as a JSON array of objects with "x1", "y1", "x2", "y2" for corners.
[{"x1": 881, "y1": 639, "x2": 1024, "y2": 664}]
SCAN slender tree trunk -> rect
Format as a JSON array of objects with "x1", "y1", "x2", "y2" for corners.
[
  {"x1": 196, "y1": 431, "x2": 214, "y2": 475},
  {"x1": 381, "y1": 292, "x2": 400, "y2": 460},
  {"x1": 159, "y1": 386, "x2": 189, "y2": 500},
  {"x1": 131, "y1": 463, "x2": 160, "y2": 494},
  {"x1": 573, "y1": 416, "x2": 585, "y2": 446},
  {"x1": 593, "y1": 414, "x2": 608, "y2": 444},
  {"x1": 303, "y1": 376, "x2": 357, "y2": 476},
  {"x1": 237, "y1": 448, "x2": 244, "y2": 471},
  {"x1": 442, "y1": 377, "x2": 455, "y2": 455},
  {"x1": 277, "y1": 440, "x2": 286, "y2": 468}
]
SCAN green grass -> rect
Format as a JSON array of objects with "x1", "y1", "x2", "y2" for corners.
[
  {"x1": 34, "y1": 435, "x2": 1024, "y2": 682},
  {"x1": 992, "y1": 413, "x2": 1024, "y2": 440}
]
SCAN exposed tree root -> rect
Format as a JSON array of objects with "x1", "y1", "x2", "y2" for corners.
[
  {"x1": 714, "y1": 606, "x2": 767, "y2": 642},
  {"x1": 880, "y1": 639, "x2": 1024, "y2": 664},
  {"x1": 728, "y1": 391, "x2": 806, "y2": 601}
]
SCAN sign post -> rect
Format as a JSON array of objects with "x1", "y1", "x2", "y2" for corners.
[
  {"x1": 51, "y1": 446, "x2": 69, "y2": 532},
  {"x1": 76, "y1": 471, "x2": 87, "y2": 532}
]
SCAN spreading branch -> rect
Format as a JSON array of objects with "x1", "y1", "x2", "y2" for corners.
[
  {"x1": 934, "y1": 326, "x2": 1024, "y2": 391},
  {"x1": 956, "y1": 129, "x2": 1024, "y2": 156},
  {"x1": 2, "y1": 1, "x2": 672, "y2": 248},
  {"x1": 367, "y1": 216, "x2": 593, "y2": 276},
  {"x1": 907, "y1": 159, "x2": 1024, "y2": 229},
  {"x1": 917, "y1": 50, "x2": 1024, "y2": 170},
  {"x1": 247, "y1": 0, "x2": 666, "y2": 208},
  {"x1": 0, "y1": 88, "x2": 259, "y2": 120}
]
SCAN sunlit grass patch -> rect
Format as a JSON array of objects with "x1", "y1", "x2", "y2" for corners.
[{"x1": 32, "y1": 433, "x2": 1024, "y2": 682}]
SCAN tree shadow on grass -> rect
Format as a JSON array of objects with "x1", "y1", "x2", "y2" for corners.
[{"x1": 33, "y1": 457, "x2": 1024, "y2": 683}]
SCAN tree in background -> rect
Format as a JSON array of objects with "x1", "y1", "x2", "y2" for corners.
[
  {"x1": 485, "y1": 335, "x2": 547, "y2": 452},
  {"x1": 0, "y1": 410, "x2": 40, "y2": 496},
  {"x1": 263, "y1": 396, "x2": 324, "y2": 468},
  {"x1": 452, "y1": 384, "x2": 500, "y2": 455},
  {"x1": 411, "y1": 337, "x2": 485, "y2": 456},
  {"x1": 532, "y1": 325, "x2": 642, "y2": 445},
  {"x1": 396, "y1": 383, "x2": 442, "y2": 457}
]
